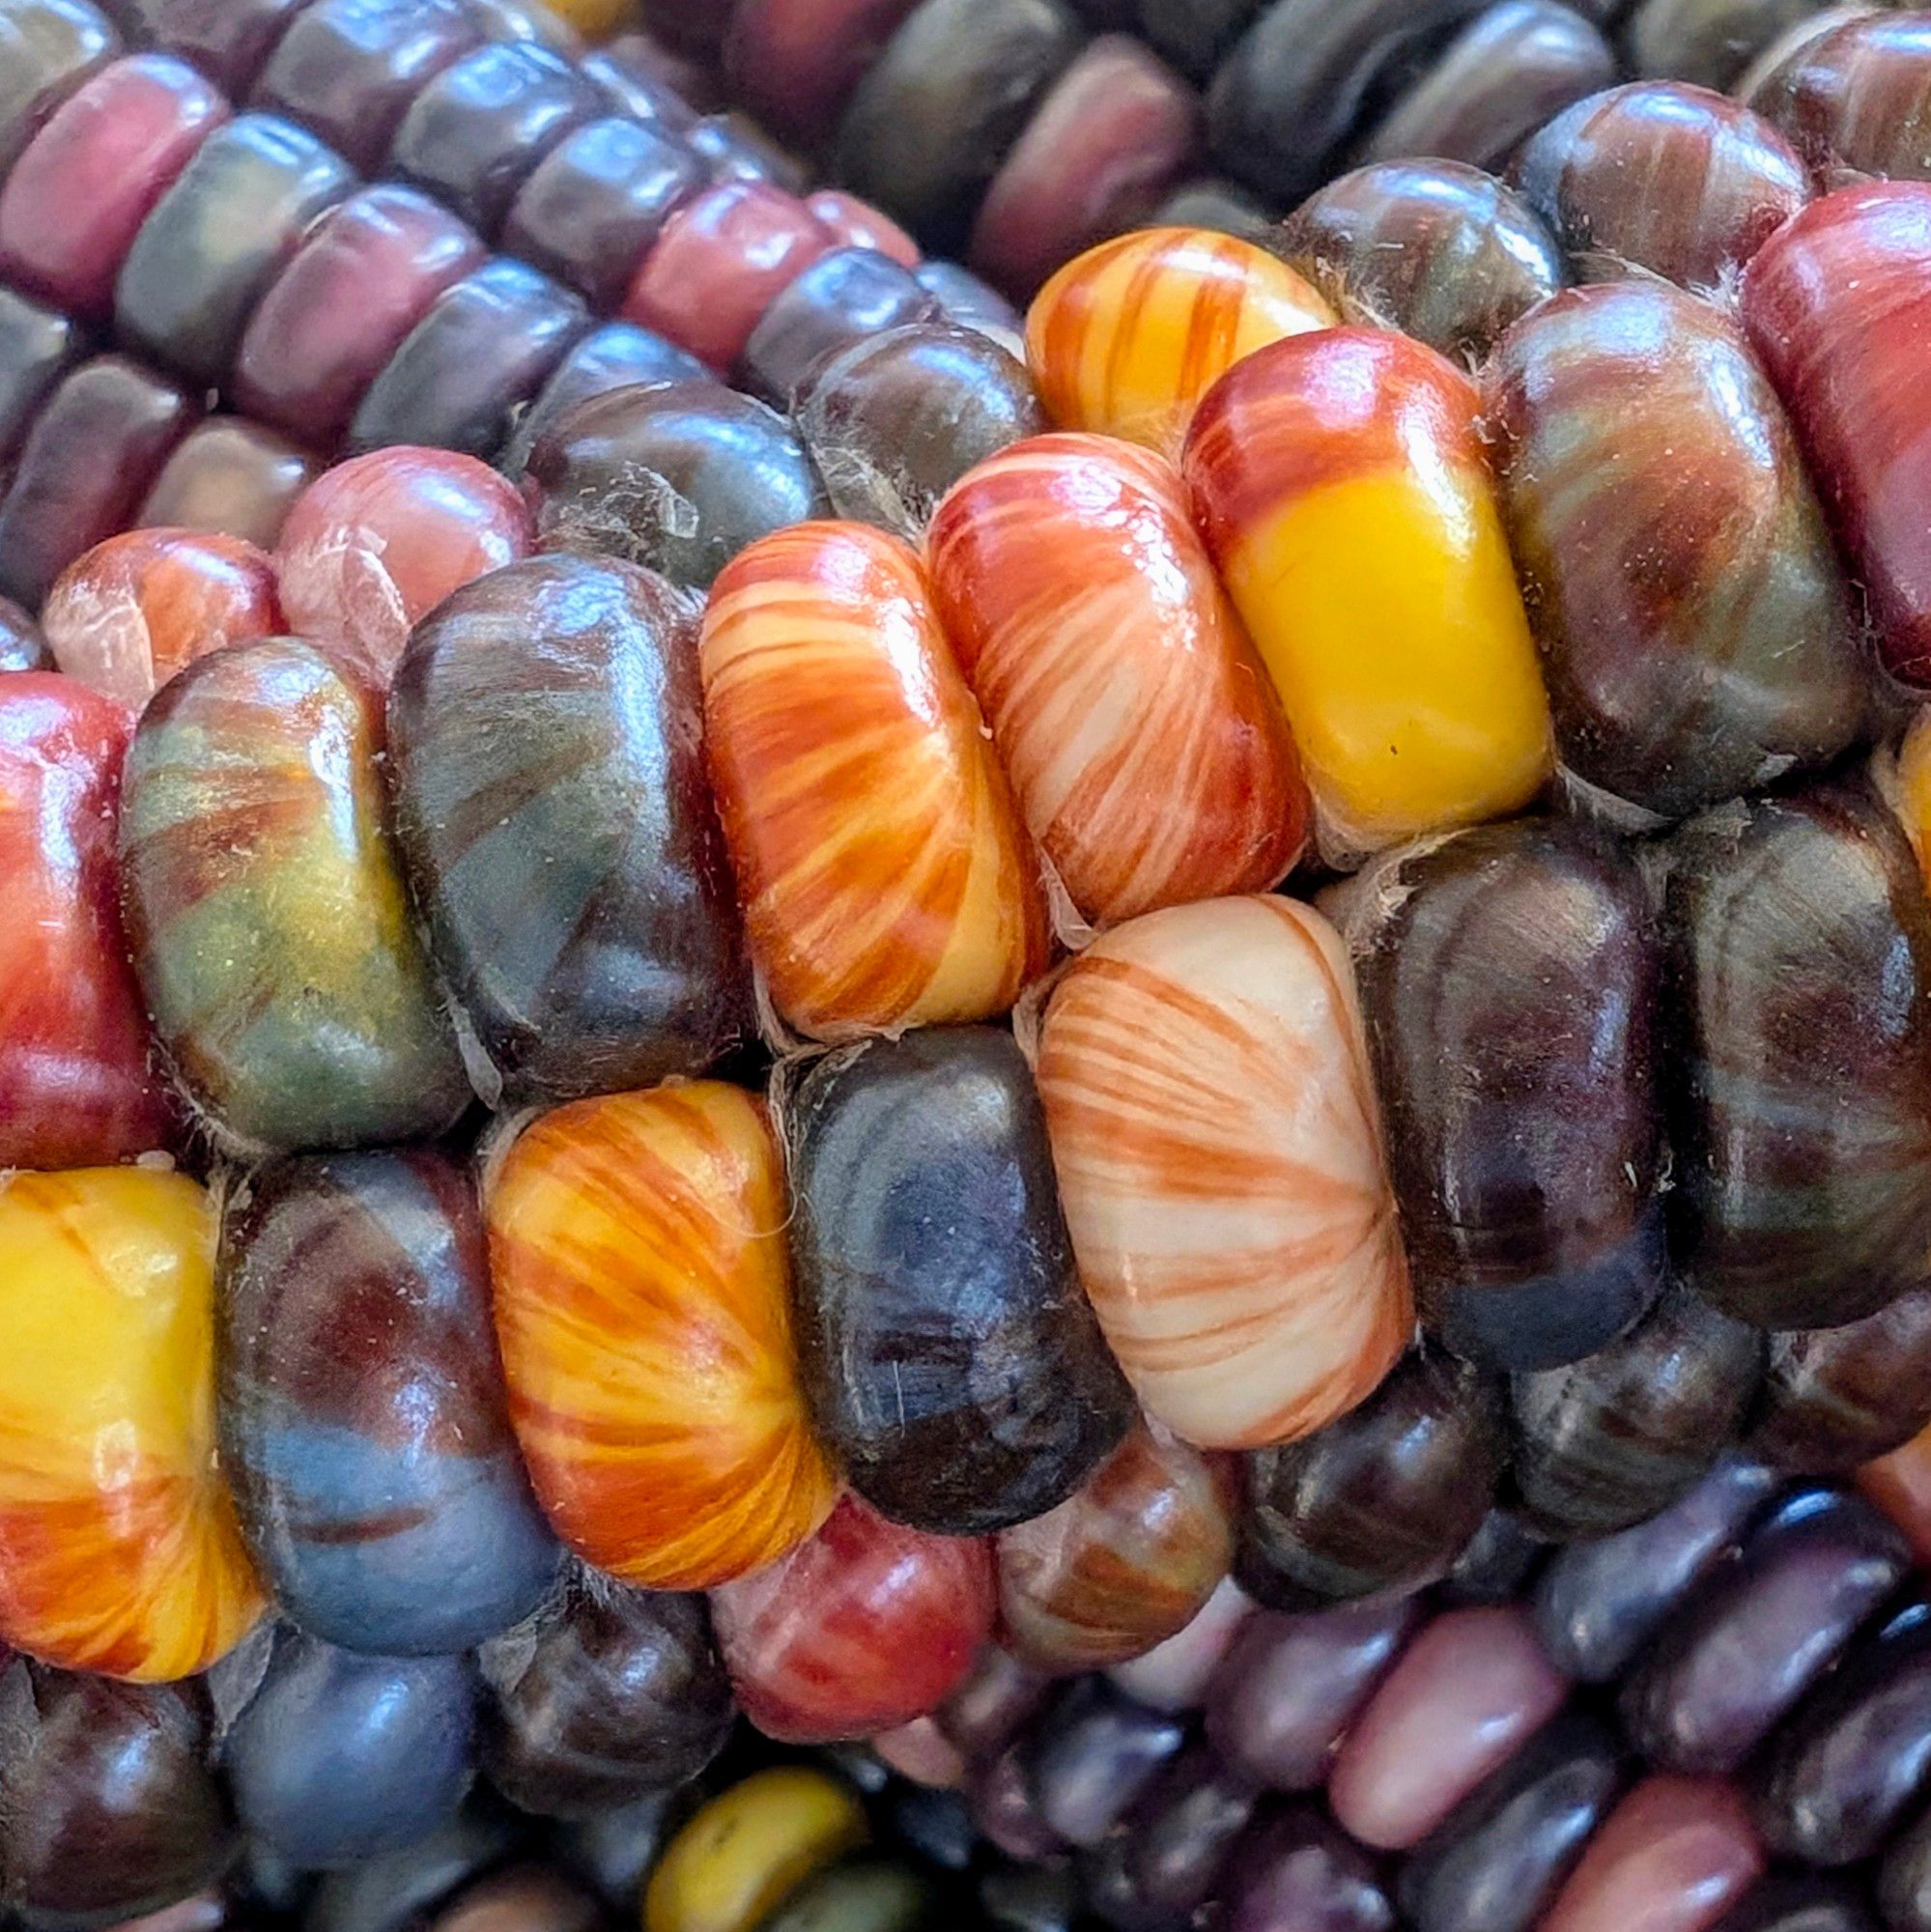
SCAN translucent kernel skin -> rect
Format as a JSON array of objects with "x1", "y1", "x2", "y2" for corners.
[
  {"x1": 1535, "y1": 1457, "x2": 1780, "y2": 1685},
  {"x1": 710, "y1": 1493, "x2": 995, "y2": 1745},
  {"x1": 1620, "y1": 1488, "x2": 1910, "y2": 1775},
  {"x1": 0, "y1": 1170, "x2": 265, "y2": 1681},
  {"x1": 1743, "y1": 182, "x2": 1931, "y2": 690},
  {"x1": 927, "y1": 433, "x2": 1308, "y2": 925},
  {"x1": 1751, "y1": 1602, "x2": 1931, "y2": 1868},
  {"x1": 832, "y1": 0, "x2": 1086, "y2": 258},
  {"x1": 112, "y1": 113, "x2": 355, "y2": 390},
  {"x1": 503, "y1": 115, "x2": 705, "y2": 314},
  {"x1": 42, "y1": 526, "x2": 282, "y2": 706},
  {"x1": 1182, "y1": 327, "x2": 1553, "y2": 861},
  {"x1": 1395, "y1": 1708, "x2": 1624, "y2": 1932},
  {"x1": 387, "y1": 42, "x2": 603, "y2": 241},
  {"x1": 1026, "y1": 227, "x2": 1337, "y2": 457},
  {"x1": 0, "y1": 0, "x2": 119, "y2": 173},
  {"x1": 794, "y1": 322, "x2": 1045, "y2": 542},
  {"x1": 738, "y1": 246, "x2": 935, "y2": 408},
  {"x1": 274, "y1": 447, "x2": 534, "y2": 687},
  {"x1": 1035, "y1": 895, "x2": 1412, "y2": 1451},
  {"x1": 1327, "y1": 1605, "x2": 1571, "y2": 1853},
  {"x1": 967, "y1": 35, "x2": 1204, "y2": 302},
  {"x1": 249, "y1": 0, "x2": 487, "y2": 175},
  {"x1": 347, "y1": 256, "x2": 588, "y2": 461},
  {"x1": 500, "y1": 322, "x2": 706, "y2": 480},
  {"x1": 0, "y1": 675, "x2": 181, "y2": 1171},
  {"x1": 1510, "y1": 1289, "x2": 1766, "y2": 1542},
  {"x1": 698, "y1": 521, "x2": 1048, "y2": 1040},
  {"x1": 804, "y1": 189, "x2": 921, "y2": 267},
  {"x1": 1485, "y1": 280, "x2": 1865, "y2": 821},
  {"x1": 526, "y1": 380, "x2": 827, "y2": 595},
  {"x1": 1512, "y1": 81, "x2": 1811, "y2": 294},
  {"x1": 488, "y1": 1083, "x2": 838, "y2": 1591},
  {"x1": 1205, "y1": 1597, "x2": 1420, "y2": 1792},
  {"x1": 218, "y1": 1151, "x2": 560, "y2": 1657},
  {"x1": 118, "y1": 639, "x2": 470, "y2": 1155},
  {"x1": 1358, "y1": 0, "x2": 1616, "y2": 178}
]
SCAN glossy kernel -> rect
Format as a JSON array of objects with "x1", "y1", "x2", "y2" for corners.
[
  {"x1": 783, "y1": 1026, "x2": 1133, "y2": 1535},
  {"x1": 43, "y1": 526, "x2": 282, "y2": 706},
  {"x1": 489, "y1": 1083, "x2": 838, "y2": 1591},
  {"x1": 0, "y1": 51, "x2": 228, "y2": 321},
  {"x1": 119, "y1": 639, "x2": 469, "y2": 1154},
  {"x1": 1486, "y1": 280, "x2": 1865, "y2": 822},
  {"x1": 0, "y1": 1170, "x2": 264, "y2": 1681},
  {"x1": 643, "y1": 1767, "x2": 868, "y2": 1932},
  {"x1": 792, "y1": 321, "x2": 1045, "y2": 542},
  {"x1": 699, "y1": 521, "x2": 1048, "y2": 1040},
  {"x1": 1513, "y1": 80, "x2": 1811, "y2": 295},
  {"x1": 1743, "y1": 182, "x2": 1931, "y2": 690},
  {"x1": 1338, "y1": 816, "x2": 1663, "y2": 1371},
  {"x1": 1025, "y1": 226, "x2": 1336, "y2": 458},
  {"x1": 1661, "y1": 781, "x2": 1931, "y2": 1330},
  {"x1": 995, "y1": 1424, "x2": 1235, "y2": 1674},
  {"x1": 1746, "y1": 11, "x2": 1931, "y2": 182},
  {"x1": 1238, "y1": 1352, "x2": 1509, "y2": 1611},
  {"x1": 138, "y1": 418, "x2": 317, "y2": 552},
  {"x1": 274, "y1": 447, "x2": 535, "y2": 688},
  {"x1": 232, "y1": 184, "x2": 486, "y2": 448},
  {"x1": 387, "y1": 554, "x2": 750, "y2": 1104},
  {"x1": 0, "y1": 1668, "x2": 234, "y2": 1925},
  {"x1": 0, "y1": 674, "x2": 180, "y2": 1171},
  {"x1": 710, "y1": 1492, "x2": 994, "y2": 1744},
  {"x1": 1328, "y1": 1606, "x2": 1571, "y2": 1853},
  {"x1": 219, "y1": 1151, "x2": 560, "y2": 1656},
  {"x1": 1540, "y1": 1776, "x2": 1764, "y2": 1932},
  {"x1": 1183, "y1": 327, "x2": 1553, "y2": 861},
  {"x1": 928, "y1": 433, "x2": 1308, "y2": 925},
  {"x1": 621, "y1": 181, "x2": 836, "y2": 376},
  {"x1": 1036, "y1": 895, "x2": 1411, "y2": 1450},
  {"x1": 1278, "y1": 158, "x2": 1569, "y2": 368},
  {"x1": 480, "y1": 1581, "x2": 734, "y2": 1820}
]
